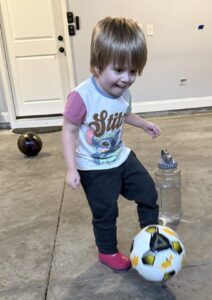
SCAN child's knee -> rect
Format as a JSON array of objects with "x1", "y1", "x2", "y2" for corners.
[{"x1": 136, "y1": 185, "x2": 158, "y2": 208}]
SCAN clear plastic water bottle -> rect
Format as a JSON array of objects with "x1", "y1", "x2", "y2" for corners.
[{"x1": 155, "y1": 149, "x2": 182, "y2": 225}]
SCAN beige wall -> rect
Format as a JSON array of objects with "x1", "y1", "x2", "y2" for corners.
[
  {"x1": 0, "y1": 74, "x2": 7, "y2": 111},
  {"x1": 69, "y1": 0, "x2": 212, "y2": 103},
  {"x1": 0, "y1": 24, "x2": 8, "y2": 123},
  {"x1": 132, "y1": 0, "x2": 212, "y2": 102}
]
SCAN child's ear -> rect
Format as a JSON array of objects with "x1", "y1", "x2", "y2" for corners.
[{"x1": 94, "y1": 66, "x2": 100, "y2": 77}]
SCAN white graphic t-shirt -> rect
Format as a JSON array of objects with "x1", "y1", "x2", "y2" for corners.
[{"x1": 63, "y1": 76, "x2": 131, "y2": 170}]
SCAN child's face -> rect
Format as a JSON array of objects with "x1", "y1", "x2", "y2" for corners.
[{"x1": 95, "y1": 63, "x2": 137, "y2": 98}]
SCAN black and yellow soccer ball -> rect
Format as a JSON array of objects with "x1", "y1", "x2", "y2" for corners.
[{"x1": 130, "y1": 225, "x2": 185, "y2": 282}]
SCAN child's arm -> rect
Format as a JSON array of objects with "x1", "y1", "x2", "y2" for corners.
[
  {"x1": 62, "y1": 117, "x2": 81, "y2": 189},
  {"x1": 124, "y1": 112, "x2": 161, "y2": 139}
]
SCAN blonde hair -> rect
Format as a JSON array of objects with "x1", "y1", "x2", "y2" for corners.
[{"x1": 90, "y1": 17, "x2": 147, "y2": 75}]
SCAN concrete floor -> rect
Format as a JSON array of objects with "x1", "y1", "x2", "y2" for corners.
[{"x1": 0, "y1": 112, "x2": 212, "y2": 300}]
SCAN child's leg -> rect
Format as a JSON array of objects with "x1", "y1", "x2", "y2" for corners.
[
  {"x1": 79, "y1": 168, "x2": 121, "y2": 254},
  {"x1": 121, "y1": 151, "x2": 159, "y2": 227},
  {"x1": 79, "y1": 168, "x2": 132, "y2": 271}
]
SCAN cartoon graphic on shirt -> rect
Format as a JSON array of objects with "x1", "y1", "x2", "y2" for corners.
[{"x1": 86, "y1": 128, "x2": 122, "y2": 164}]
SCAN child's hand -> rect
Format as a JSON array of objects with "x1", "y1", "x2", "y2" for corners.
[
  {"x1": 66, "y1": 169, "x2": 81, "y2": 190},
  {"x1": 143, "y1": 121, "x2": 161, "y2": 139}
]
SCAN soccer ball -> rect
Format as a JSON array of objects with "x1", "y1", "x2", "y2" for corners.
[{"x1": 130, "y1": 225, "x2": 185, "y2": 282}]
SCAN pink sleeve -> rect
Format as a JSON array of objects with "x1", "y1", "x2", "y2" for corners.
[{"x1": 63, "y1": 91, "x2": 86, "y2": 126}]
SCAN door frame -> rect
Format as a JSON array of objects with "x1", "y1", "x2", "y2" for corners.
[{"x1": 0, "y1": 0, "x2": 75, "y2": 129}]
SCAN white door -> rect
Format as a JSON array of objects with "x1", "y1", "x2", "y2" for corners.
[{"x1": 0, "y1": 0, "x2": 71, "y2": 117}]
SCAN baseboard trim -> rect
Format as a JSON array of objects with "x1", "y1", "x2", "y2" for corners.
[
  {"x1": 10, "y1": 116, "x2": 63, "y2": 129},
  {"x1": 3, "y1": 96, "x2": 212, "y2": 129},
  {"x1": 132, "y1": 96, "x2": 212, "y2": 113}
]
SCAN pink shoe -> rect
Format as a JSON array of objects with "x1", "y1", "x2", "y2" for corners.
[{"x1": 98, "y1": 251, "x2": 131, "y2": 271}]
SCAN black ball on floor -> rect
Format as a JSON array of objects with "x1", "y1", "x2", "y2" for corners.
[{"x1": 17, "y1": 132, "x2": 42, "y2": 156}]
